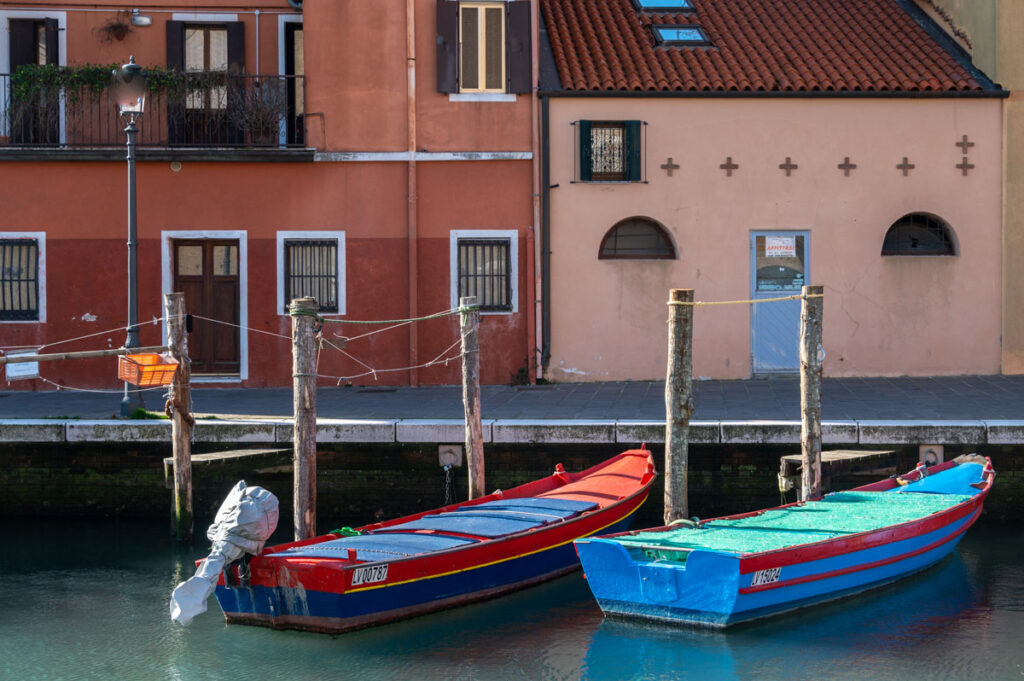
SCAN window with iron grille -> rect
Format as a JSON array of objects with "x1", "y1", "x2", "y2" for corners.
[
  {"x1": 881, "y1": 213, "x2": 957, "y2": 256},
  {"x1": 284, "y1": 239, "x2": 339, "y2": 313},
  {"x1": 457, "y1": 238, "x2": 512, "y2": 311},
  {"x1": 599, "y1": 217, "x2": 676, "y2": 259},
  {"x1": 0, "y1": 238, "x2": 40, "y2": 321},
  {"x1": 577, "y1": 120, "x2": 644, "y2": 182}
]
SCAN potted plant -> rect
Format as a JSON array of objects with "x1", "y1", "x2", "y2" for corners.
[{"x1": 228, "y1": 78, "x2": 285, "y2": 146}]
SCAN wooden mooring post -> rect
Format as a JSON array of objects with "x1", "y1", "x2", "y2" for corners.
[
  {"x1": 460, "y1": 296, "x2": 485, "y2": 499},
  {"x1": 164, "y1": 293, "x2": 193, "y2": 541},
  {"x1": 290, "y1": 297, "x2": 319, "y2": 540},
  {"x1": 800, "y1": 285, "x2": 824, "y2": 501},
  {"x1": 664, "y1": 288, "x2": 694, "y2": 523}
]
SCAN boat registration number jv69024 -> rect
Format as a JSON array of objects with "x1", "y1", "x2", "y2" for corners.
[
  {"x1": 750, "y1": 567, "x2": 781, "y2": 587},
  {"x1": 352, "y1": 564, "x2": 389, "y2": 586}
]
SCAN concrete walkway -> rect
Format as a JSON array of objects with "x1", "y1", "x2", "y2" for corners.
[{"x1": 1, "y1": 375, "x2": 1022, "y2": 445}]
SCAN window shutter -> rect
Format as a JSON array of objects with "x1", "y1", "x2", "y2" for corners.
[
  {"x1": 506, "y1": 1, "x2": 532, "y2": 94},
  {"x1": 166, "y1": 21, "x2": 185, "y2": 69},
  {"x1": 436, "y1": 0, "x2": 459, "y2": 93},
  {"x1": 166, "y1": 21, "x2": 185, "y2": 145},
  {"x1": 625, "y1": 120, "x2": 642, "y2": 181},
  {"x1": 578, "y1": 120, "x2": 593, "y2": 182},
  {"x1": 8, "y1": 20, "x2": 36, "y2": 70},
  {"x1": 44, "y1": 18, "x2": 59, "y2": 65},
  {"x1": 227, "y1": 22, "x2": 246, "y2": 73}
]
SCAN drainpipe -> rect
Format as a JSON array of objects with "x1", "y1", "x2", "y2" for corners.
[
  {"x1": 540, "y1": 95, "x2": 551, "y2": 373},
  {"x1": 529, "y1": 0, "x2": 541, "y2": 382},
  {"x1": 406, "y1": 0, "x2": 419, "y2": 386}
]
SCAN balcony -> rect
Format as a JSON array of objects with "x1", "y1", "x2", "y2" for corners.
[{"x1": 0, "y1": 67, "x2": 305, "y2": 150}]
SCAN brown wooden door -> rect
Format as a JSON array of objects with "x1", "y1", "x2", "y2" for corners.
[{"x1": 173, "y1": 240, "x2": 240, "y2": 374}]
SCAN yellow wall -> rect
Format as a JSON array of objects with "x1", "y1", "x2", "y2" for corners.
[{"x1": 927, "y1": 0, "x2": 1024, "y2": 373}]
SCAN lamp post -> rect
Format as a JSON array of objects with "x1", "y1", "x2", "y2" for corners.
[{"x1": 114, "y1": 56, "x2": 147, "y2": 416}]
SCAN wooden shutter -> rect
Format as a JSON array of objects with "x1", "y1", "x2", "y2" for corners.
[
  {"x1": 166, "y1": 21, "x2": 185, "y2": 68},
  {"x1": 578, "y1": 120, "x2": 592, "y2": 182},
  {"x1": 166, "y1": 21, "x2": 185, "y2": 145},
  {"x1": 625, "y1": 120, "x2": 642, "y2": 182},
  {"x1": 8, "y1": 20, "x2": 36, "y2": 70},
  {"x1": 436, "y1": 0, "x2": 459, "y2": 93},
  {"x1": 226, "y1": 22, "x2": 246, "y2": 73},
  {"x1": 506, "y1": 1, "x2": 531, "y2": 94},
  {"x1": 44, "y1": 19, "x2": 59, "y2": 64}
]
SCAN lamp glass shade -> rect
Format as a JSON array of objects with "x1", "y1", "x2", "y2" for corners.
[{"x1": 113, "y1": 58, "x2": 147, "y2": 114}]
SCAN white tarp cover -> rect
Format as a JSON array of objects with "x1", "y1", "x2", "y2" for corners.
[{"x1": 169, "y1": 481, "x2": 279, "y2": 626}]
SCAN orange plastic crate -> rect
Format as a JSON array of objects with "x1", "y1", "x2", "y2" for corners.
[{"x1": 118, "y1": 353, "x2": 179, "y2": 387}]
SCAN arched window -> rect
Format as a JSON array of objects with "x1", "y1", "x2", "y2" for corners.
[
  {"x1": 599, "y1": 217, "x2": 676, "y2": 259},
  {"x1": 881, "y1": 213, "x2": 957, "y2": 256}
]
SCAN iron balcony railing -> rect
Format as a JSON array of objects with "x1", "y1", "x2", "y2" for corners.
[{"x1": 0, "y1": 71, "x2": 305, "y2": 148}]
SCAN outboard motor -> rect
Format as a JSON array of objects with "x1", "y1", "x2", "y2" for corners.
[{"x1": 170, "y1": 481, "x2": 279, "y2": 625}]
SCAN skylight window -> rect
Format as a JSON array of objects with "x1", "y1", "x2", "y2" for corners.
[
  {"x1": 652, "y1": 25, "x2": 709, "y2": 46},
  {"x1": 632, "y1": 0, "x2": 693, "y2": 10}
]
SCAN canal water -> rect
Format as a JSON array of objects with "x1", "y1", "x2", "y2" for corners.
[{"x1": 1, "y1": 518, "x2": 1020, "y2": 681}]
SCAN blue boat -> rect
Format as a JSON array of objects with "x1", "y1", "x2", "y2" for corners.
[{"x1": 574, "y1": 455, "x2": 994, "y2": 628}]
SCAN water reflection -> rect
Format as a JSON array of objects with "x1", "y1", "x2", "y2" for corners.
[
  {"x1": 0, "y1": 520, "x2": 1020, "y2": 681},
  {"x1": 582, "y1": 551, "x2": 997, "y2": 681}
]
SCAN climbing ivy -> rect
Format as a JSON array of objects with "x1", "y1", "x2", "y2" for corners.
[{"x1": 10, "y1": 63, "x2": 190, "y2": 104}]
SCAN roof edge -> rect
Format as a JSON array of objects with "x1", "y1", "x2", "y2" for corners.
[
  {"x1": 538, "y1": 89, "x2": 1010, "y2": 99},
  {"x1": 895, "y1": 0, "x2": 1003, "y2": 92}
]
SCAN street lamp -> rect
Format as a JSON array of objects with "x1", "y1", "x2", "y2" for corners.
[{"x1": 113, "y1": 56, "x2": 147, "y2": 416}]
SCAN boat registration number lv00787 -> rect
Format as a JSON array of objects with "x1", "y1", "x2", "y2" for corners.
[
  {"x1": 352, "y1": 565, "x2": 389, "y2": 586},
  {"x1": 750, "y1": 567, "x2": 781, "y2": 587}
]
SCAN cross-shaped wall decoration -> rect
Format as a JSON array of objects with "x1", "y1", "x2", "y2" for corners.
[
  {"x1": 778, "y1": 157, "x2": 798, "y2": 176},
  {"x1": 956, "y1": 157, "x2": 975, "y2": 176},
  {"x1": 956, "y1": 135, "x2": 975, "y2": 153},
  {"x1": 660, "y1": 157, "x2": 680, "y2": 176},
  {"x1": 896, "y1": 157, "x2": 915, "y2": 176},
  {"x1": 720, "y1": 157, "x2": 738, "y2": 177},
  {"x1": 837, "y1": 157, "x2": 857, "y2": 176}
]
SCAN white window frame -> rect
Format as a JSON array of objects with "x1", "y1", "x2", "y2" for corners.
[
  {"x1": 276, "y1": 231, "x2": 346, "y2": 317},
  {"x1": 459, "y1": 1, "x2": 506, "y2": 94},
  {"x1": 160, "y1": 230, "x2": 248, "y2": 382},
  {"x1": 278, "y1": 14, "x2": 303, "y2": 145},
  {"x1": 449, "y1": 229, "x2": 518, "y2": 314},
  {"x1": 0, "y1": 232, "x2": 45, "y2": 323}
]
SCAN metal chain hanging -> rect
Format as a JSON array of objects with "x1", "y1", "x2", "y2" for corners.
[{"x1": 443, "y1": 464, "x2": 455, "y2": 506}]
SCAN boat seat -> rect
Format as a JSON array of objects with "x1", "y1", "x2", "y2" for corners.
[
  {"x1": 277, "y1": 532, "x2": 478, "y2": 562},
  {"x1": 459, "y1": 497, "x2": 597, "y2": 518},
  {"x1": 893, "y1": 462, "x2": 985, "y2": 496},
  {"x1": 381, "y1": 512, "x2": 550, "y2": 537}
]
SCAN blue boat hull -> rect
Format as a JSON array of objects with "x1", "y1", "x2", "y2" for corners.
[
  {"x1": 575, "y1": 459, "x2": 993, "y2": 628},
  {"x1": 578, "y1": 506, "x2": 977, "y2": 627}
]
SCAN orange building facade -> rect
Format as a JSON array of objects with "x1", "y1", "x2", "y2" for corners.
[{"x1": 0, "y1": 0, "x2": 539, "y2": 389}]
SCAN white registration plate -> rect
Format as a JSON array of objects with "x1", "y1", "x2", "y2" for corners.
[
  {"x1": 750, "y1": 567, "x2": 781, "y2": 587},
  {"x1": 351, "y1": 564, "x2": 389, "y2": 586}
]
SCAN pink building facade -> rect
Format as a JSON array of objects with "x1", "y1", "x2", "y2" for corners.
[{"x1": 538, "y1": 0, "x2": 1006, "y2": 381}]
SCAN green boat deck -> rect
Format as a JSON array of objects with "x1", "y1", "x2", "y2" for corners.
[{"x1": 616, "y1": 491, "x2": 973, "y2": 558}]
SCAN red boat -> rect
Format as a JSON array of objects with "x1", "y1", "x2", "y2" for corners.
[{"x1": 211, "y1": 448, "x2": 656, "y2": 633}]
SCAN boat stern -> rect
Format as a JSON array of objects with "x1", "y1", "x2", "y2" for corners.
[{"x1": 575, "y1": 538, "x2": 741, "y2": 627}]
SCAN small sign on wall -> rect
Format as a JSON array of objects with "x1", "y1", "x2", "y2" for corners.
[
  {"x1": 4, "y1": 349, "x2": 40, "y2": 382},
  {"x1": 765, "y1": 236, "x2": 797, "y2": 258}
]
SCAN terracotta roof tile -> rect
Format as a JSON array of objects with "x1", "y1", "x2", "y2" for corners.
[{"x1": 540, "y1": 0, "x2": 996, "y2": 93}]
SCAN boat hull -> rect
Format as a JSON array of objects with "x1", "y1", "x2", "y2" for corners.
[
  {"x1": 217, "y1": 511, "x2": 637, "y2": 633},
  {"x1": 576, "y1": 459, "x2": 993, "y2": 628},
  {"x1": 212, "y1": 449, "x2": 655, "y2": 633}
]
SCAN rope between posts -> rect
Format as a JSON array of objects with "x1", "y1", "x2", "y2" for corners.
[
  {"x1": 668, "y1": 293, "x2": 824, "y2": 307},
  {"x1": 318, "y1": 306, "x2": 477, "y2": 325}
]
